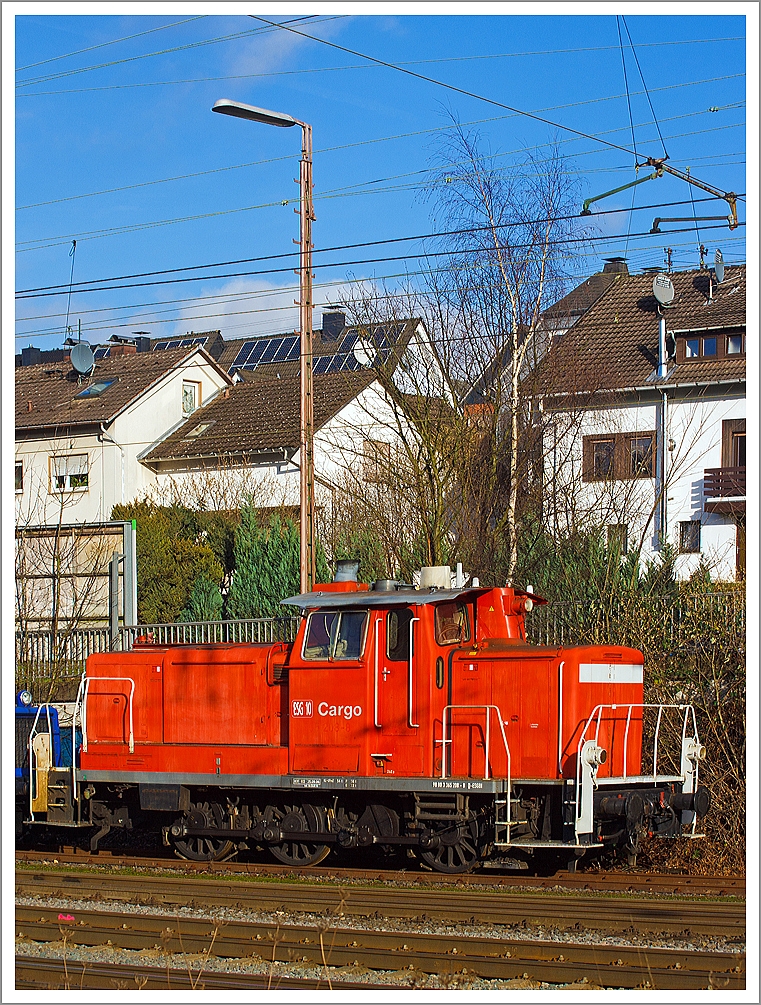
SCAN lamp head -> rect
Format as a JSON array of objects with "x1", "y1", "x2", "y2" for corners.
[{"x1": 212, "y1": 99, "x2": 297, "y2": 128}]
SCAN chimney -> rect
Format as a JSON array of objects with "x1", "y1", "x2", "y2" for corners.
[
  {"x1": 603, "y1": 257, "x2": 628, "y2": 275},
  {"x1": 108, "y1": 344, "x2": 137, "y2": 357},
  {"x1": 21, "y1": 346, "x2": 41, "y2": 367},
  {"x1": 321, "y1": 311, "x2": 346, "y2": 342}
]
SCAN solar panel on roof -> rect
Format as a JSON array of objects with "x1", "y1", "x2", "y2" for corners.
[
  {"x1": 338, "y1": 331, "x2": 358, "y2": 353},
  {"x1": 231, "y1": 340, "x2": 257, "y2": 368},
  {"x1": 93, "y1": 346, "x2": 111, "y2": 360},
  {"x1": 153, "y1": 335, "x2": 208, "y2": 352},
  {"x1": 273, "y1": 335, "x2": 298, "y2": 362}
]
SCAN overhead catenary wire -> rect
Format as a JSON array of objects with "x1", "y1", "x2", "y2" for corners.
[
  {"x1": 15, "y1": 117, "x2": 746, "y2": 254},
  {"x1": 16, "y1": 75, "x2": 744, "y2": 211},
  {"x1": 250, "y1": 15, "x2": 664, "y2": 161},
  {"x1": 620, "y1": 15, "x2": 669, "y2": 160},
  {"x1": 16, "y1": 193, "x2": 738, "y2": 297}
]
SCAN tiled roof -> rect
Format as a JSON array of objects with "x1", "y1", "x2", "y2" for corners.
[
  {"x1": 142, "y1": 367, "x2": 379, "y2": 465},
  {"x1": 16, "y1": 347, "x2": 224, "y2": 432},
  {"x1": 538, "y1": 265, "x2": 745, "y2": 397},
  {"x1": 541, "y1": 270, "x2": 622, "y2": 321}
]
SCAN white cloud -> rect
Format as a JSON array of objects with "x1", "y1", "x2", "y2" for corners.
[{"x1": 168, "y1": 275, "x2": 357, "y2": 342}]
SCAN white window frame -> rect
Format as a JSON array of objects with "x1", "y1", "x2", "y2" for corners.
[
  {"x1": 15, "y1": 460, "x2": 23, "y2": 494},
  {"x1": 49, "y1": 453, "x2": 89, "y2": 493},
  {"x1": 182, "y1": 380, "x2": 201, "y2": 417}
]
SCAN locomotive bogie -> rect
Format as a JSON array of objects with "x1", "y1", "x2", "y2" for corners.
[{"x1": 16, "y1": 570, "x2": 710, "y2": 872}]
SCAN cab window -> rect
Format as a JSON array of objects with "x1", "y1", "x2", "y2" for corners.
[
  {"x1": 387, "y1": 608, "x2": 414, "y2": 661},
  {"x1": 303, "y1": 609, "x2": 368, "y2": 660},
  {"x1": 434, "y1": 601, "x2": 470, "y2": 645}
]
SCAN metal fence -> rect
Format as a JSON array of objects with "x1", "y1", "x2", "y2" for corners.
[
  {"x1": 527, "y1": 591, "x2": 746, "y2": 649},
  {"x1": 16, "y1": 592, "x2": 744, "y2": 697},
  {"x1": 15, "y1": 617, "x2": 300, "y2": 696}
]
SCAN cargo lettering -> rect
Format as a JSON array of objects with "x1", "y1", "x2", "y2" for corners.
[{"x1": 317, "y1": 701, "x2": 362, "y2": 720}]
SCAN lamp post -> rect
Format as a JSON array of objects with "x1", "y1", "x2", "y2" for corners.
[{"x1": 212, "y1": 99, "x2": 316, "y2": 593}]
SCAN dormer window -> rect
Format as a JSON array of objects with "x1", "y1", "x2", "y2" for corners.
[
  {"x1": 677, "y1": 330, "x2": 744, "y2": 363},
  {"x1": 182, "y1": 381, "x2": 200, "y2": 416}
]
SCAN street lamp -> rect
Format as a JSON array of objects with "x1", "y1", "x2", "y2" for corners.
[{"x1": 212, "y1": 99, "x2": 316, "y2": 594}]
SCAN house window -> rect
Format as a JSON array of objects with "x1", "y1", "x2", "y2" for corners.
[
  {"x1": 583, "y1": 431, "x2": 656, "y2": 481},
  {"x1": 630, "y1": 436, "x2": 654, "y2": 477},
  {"x1": 702, "y1": 337, "x2": 717, "y2": 357},
  {"x1": 732, "y1": 432, "x2": 746, "y2": 469},
  {"x1": 50, "y1": 454, "x2": 89, "y2": 492},
  {"x1": 685, "y1": 338, "x2": 700, "y2": 358},
  {"x1": 15, "y1": 461, "x2": 23, "y2": 493},
  {"x1": 363, "y1": 439, "x2": 391, "y2": 483},
  {"x1": 679, "y1": 520, "x2": 701, "y2": 554},
  {"x1": 182, "y1": 381, "x2": 200, "y2": 416},
  {"x1": 727, "y1": 334, "x2": 744, "y2": 355},
  {"x1": 607, "y1": 524, "x2": 628, "y2": 555},
  {"x1": 593, "y1": 439, "x2": 615, "y2": 479}
]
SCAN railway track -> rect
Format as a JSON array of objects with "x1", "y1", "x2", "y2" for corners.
[
  {"x1": 14, "y1": 850, "x2": 745, "y2": 898},
  {"x1": 14, "y1": 905, "x2": 745, "y2": 990},
  {"x1": 16, "y1": 868, "x2": 745, "y2": 938},
  {"x1": 15, "y1": 956, "x2": 395, "y2": 991}
]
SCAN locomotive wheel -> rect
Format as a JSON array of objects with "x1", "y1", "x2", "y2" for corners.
[
  {"x1": 267, "y1": 803, "x2": 331, "y2": 866},
  {"x1": 172, "y1": 801, "x2": 235, "y2": 862},
  {"x1": 420, "y1": 816, "x2": 481, "y2": 874}
]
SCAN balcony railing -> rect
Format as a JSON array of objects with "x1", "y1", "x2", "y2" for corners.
[{"x1": 704, "y1": 466, "x2": 746, "y2": 499}]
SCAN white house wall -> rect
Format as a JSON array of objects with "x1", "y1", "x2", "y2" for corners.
[
  {"x1": 15, "y1": 354, "x2": 230, "y2": 527},
  {"x1": 544, "y1": 389, "x2": 744, "y2": 581}
]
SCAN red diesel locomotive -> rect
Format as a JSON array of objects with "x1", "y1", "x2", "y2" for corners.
[{"x1": 19, "y1": 562, "x2": 709, "y2": 872}]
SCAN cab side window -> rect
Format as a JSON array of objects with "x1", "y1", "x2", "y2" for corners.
[
  {"x1": 434, "y1": 601, "x2": 470, "y2": 645},
  {"x1": 303, "y1": 610, "x2": 368, "y2": 661},
  {"x1": 387, "y1": 608, "x2": 413, "y2": 661}
]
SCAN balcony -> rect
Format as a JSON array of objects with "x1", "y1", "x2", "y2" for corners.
[{"x1": 704, "y1": 466, "x2": 746, "y2": 514}]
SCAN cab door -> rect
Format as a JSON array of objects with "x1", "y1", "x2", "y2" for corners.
[{"x1": 372, "y1": 607, "x2": 423, "y2": 775}]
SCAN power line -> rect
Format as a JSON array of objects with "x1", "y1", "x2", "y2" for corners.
[
  {"x1": 15, "y1": 16, "x2": 334, "y2": 88},
  {"x1": 15, "y1": 222, "x2": 743, "y2": 302},
  {"x1": 16, "y1": 194, "x2": 736, "y2": 296},
  {"x1": 15, "y1": 17, "x2": 207, "y2": 71},
  {"x1": 17, "y1": 74, "x2": 744, "y2": 211},
  {"x1": 16, "y1": 36, "x2": 745, "y2": 96},
  {"x1": 15, "y1": 117, "x2": 745, "y2": 254},
  {"x1": 620, "y1": 15, "x2": 669, "y2": 160},
  {"x1": 16, "y1": 236, "x2": 747, "y2": 341}
]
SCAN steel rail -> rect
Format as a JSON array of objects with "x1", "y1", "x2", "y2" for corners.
[
  {"x1": 16, "y1": 869, "x2": 745, "y2": 937},
  {"x1": 14, "y1": 850, "x2": 746, "y2": 897},
  {"x1": 14, "y1": 905, "x2": 745, "y2": 989},
  {"x1": 14, "y1": 956, "x2": 395, "y2": 991}
]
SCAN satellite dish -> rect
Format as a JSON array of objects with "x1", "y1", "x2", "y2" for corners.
[
  {"x1": 70, "y1": 342, "x2": 94, "y2": 376},
  {"x1": 714, "y1": 248, "x2": 724, "y2": 284},
  {"x1": 353, "y1": 337, "x2": 376, "y2": 367},
  {"x1": 652, "y1": 273, "x2": 675, "y2": 307}
]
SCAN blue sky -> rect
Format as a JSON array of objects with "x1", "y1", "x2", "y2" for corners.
[{"x1": 12, "y1": 9, "x2": 749, "y2": 352}]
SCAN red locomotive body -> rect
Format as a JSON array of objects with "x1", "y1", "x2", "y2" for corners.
[{"x1": 24, "y1": 564, "x2": 709, "y2": 872}]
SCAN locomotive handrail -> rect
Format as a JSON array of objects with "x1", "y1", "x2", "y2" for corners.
[
  {"x1": 576, "y1": 702, "x2": 699, "y2": 779},
  {"x1": 81, "y1": 676, "x2": 136, "y2": 754},
  {"x1": 373, "y1": 616, "x2": 381, "y2": 728},
  {"x1": 408, "y1": 617, "x2": 420, "y2": 728},
  {"x1": 439, "y1": 704, "x2": 511, "y2": 784}
]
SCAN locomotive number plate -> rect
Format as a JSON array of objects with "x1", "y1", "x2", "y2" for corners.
[{"x1": 292, "y1": 699, "x2": 314, "y2": 717}]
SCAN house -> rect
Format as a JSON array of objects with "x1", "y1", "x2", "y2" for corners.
[
  {"x1": 15, "y1": 344, "x2": 232, "y2": 527},
  {"x1": 15, "y1": 312, "x2": 439, "y2": 523},
  {"x1": 535, "y1": 263, "x2": 746, "y2": 580}
]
